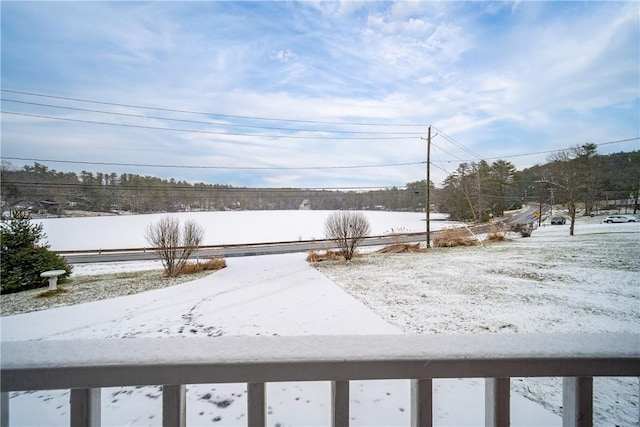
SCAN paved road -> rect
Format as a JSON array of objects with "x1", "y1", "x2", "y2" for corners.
[
  {"x1": 61, "y1": 233, "x2": 430, "y2": 263},
  {"x1": 60, "y1": 207, "x2": 543, "y2": 264}
]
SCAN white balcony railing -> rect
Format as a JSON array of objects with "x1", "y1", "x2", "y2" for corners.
[{"x1": 1, "y1": 333, "x2": 638, "y2": 427}]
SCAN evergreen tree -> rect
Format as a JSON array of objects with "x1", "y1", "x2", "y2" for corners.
[{"x1": 1, "y1": 211, "x2": 71, "y2": 293}]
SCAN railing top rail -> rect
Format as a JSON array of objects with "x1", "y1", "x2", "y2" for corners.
[{"x1": 2, "y1": 334, "x2": 639, "y2": 392}]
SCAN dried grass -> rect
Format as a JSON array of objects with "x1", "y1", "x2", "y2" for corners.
[
  {"x1": 174, "y1": 257, "x2": 227, "y2": 276},
  {"x1": 377, "y1": 243, "x2": 426, "y2": 253},
  {"x1": 432, "y1": 227, "x2": 479, "y2": 248},
  {"x1": 306, "y1": 250, "x2": 364, "y2": 262},
  {"x1": 35, "y1": 287, "x2": 69, "y2": 298}
]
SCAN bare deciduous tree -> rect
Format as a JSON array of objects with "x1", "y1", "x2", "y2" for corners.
[
  {"x1": 324, "y1": 211, "x2": 371, "y2": 261},
  {"x1": 547, "y1": 145, "x2": 590, "y2": 236},
  {"x1": 145, "y1": 217, "x2": 204, "y2": 277}
]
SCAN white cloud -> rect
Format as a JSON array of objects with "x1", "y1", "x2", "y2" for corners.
[
  {"x1": 271, "y1": 49, "x2": 297, "y2": 62},
  {"x1": 1, "y1": 1, "x2": 637, "y2": 189}
]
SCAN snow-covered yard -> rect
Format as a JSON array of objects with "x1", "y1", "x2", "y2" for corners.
[
  {"x1": 316, "y1": 218, "x2": 640, "y2": 426},
  {"x1": 1, "y1": 211, "x2": 638, "y2": 426}
]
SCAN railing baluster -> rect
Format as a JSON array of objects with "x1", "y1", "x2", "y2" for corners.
[
  {"x1": 1, "y1": 392, "x2": 9, "y2": 427},
  {"x1": 70, "y1": 388, "x2": 101, "y2": 427},
  {"x1": 563, "y1": 377, "x2": 593, "y2": 427},
  {"x1": 162, "y1": 384, "x2": 186, "y2": 427},
  {"x1": 485, "y1": 378, "x2": 510, "y2": 427},
  {"x1": 331, "y1": 380, "x2": 349, "y2": 427},
  {"x1": 411, "y1": 379, "x2": 432, "y2": 427},
  {"x1": 248, "y1": 382, "x2": 266, "y2": 427}
]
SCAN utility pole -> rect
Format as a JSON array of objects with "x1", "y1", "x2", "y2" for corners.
[
  {"x1": 425, "y1": 126, "x2": 431, "y2": 248},
  {"x1": 534, "y1": 179, "x2": 547, "y2": 227},
  {"x1": 420, "y1": 126, "x2": 435, "y2": 248}
]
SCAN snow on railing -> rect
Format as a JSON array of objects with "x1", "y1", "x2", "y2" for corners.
[{"x1": 1, "y1": 334, "x2": 639, "y2": 427}]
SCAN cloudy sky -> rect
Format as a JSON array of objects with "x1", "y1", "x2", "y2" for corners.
[{"x1": 1, "y1": 1, "x2": 638, "y2": 189}]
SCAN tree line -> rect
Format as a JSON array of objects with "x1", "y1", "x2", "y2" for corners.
[
  {"x1": 1, "y1": 147, "x2": 638, "y2": 221},
  {"x1": 441, "y1": 147, "x2": 638, "y2": 223},
  {"x1": 0, "y1": 162, "x2": 433, "y2": 214}
]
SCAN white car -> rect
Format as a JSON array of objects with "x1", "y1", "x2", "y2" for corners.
[{"x1": 603, "y1": 215, "x2": 637, "y2": 223}]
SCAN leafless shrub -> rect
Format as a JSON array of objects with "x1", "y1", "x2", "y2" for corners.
[
  {"x1": 432, "y1": 227, "x2": 478, "y2": 247},
  {"x1": 145, "y1": 217, "x2": 205, "y2": 277},
  {"x1": 484, "y1": 223, "x2": 509, "y2": 243},
  {"x1": 324, "y1": 211, "x2": 371, "y2": 261},
  {"x1": 511, "y1": 223, "x2": 534, "y2": 238}
]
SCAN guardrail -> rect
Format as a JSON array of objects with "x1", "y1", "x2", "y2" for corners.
[
  {"x1": 53, "y1": 233, "x2": 430, "y2": 255},
  {"x1": 55, "y1": 232, "x2": 439, "y2": 263},
  {"x1": 2, "y1": 334, "x2": 638, "y2": 427}
]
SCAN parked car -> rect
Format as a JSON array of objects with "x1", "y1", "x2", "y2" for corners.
[
  {"x1": 550, "y1": 216, "x2": 566, "y2": 225},
  {"x1": 603, "y1": 215, "x2": 637, "y2": 223}
]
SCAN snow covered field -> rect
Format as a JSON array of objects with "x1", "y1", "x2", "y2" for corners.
[
  {"x1": 2, "y1": 210, "x2": 639, "y2": 426},
  {"x1": 32, "y1": 210, "x2": 454, "y2": 251}
]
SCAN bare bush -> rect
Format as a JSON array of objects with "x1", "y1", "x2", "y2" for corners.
[
  {"x1": 324, "y1": 211, "x2": 371, "y2": 261},
  {"x1": 484, "y1": 223, "x2": 509, "y2": 243},
  {"x1": 511, "y1": 223, "x2": 534, "y2": 238},
  {"x1": 432, "y1": 227, "x2": 478, "y2": 247},
  {"x1": 144, "y1": 217, "x2": 205, "y2": 277}
]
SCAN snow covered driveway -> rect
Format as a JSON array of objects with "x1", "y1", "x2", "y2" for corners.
[{"x1": 1, "y1": 253, "x2": 400, "y2": 341}]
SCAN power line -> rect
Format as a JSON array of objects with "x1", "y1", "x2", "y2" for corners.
[
  {"x1": 1, "y1": 156, "x2": 425, "y2": 171},
  {"x1": 429, "y1": 145, "x2": 452, "y2": 176},
  {"x1": 6, "y1": 180, "x2": 630, "y2": 200},
  {"x1": 1, "y1": 89, "x2": 426, "y2": 127},
  {"x1": 4, "y1": 181, "x2": 407, "y2": 191},
  {"x1": 1, "y1": 98, "x2": 425, "y2": 136},
  {"x1": 432, "y1": 126, "x2": 487, "y2": 162},
  {"x1": 433, "y1": 137, "x2": 639, "y2": 163},
  {"x1": 1, "y1": 111, "x2": 422, "y2": 141},
  {"x1": 4, "y1": 136, "x2": 634, "y2": 173},
  {"x1": 430, "y1": 141, "x2": 466, "y2": 163}
]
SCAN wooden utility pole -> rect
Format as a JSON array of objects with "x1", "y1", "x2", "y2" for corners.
[
  {"x1": 535, "y1": 179, "x2": 547, "y2": 227},
  {"x1": 538, "y1": 184, "x2": 543, "y2": 227},
  {"x1": 426, "y1": 126, "x2": 431, "y2": 248}
]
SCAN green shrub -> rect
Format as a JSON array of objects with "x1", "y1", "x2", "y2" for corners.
[{"x1": 1, "y1": 211, "x2": 72, "y2": 294}]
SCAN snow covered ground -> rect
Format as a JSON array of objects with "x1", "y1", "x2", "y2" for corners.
[
  {"x1": 32, "y1": 210, "x2": 454, "y2": 251},
  {"x1": 317, "y1": 217, "x2": 640, "y2": 426},
  {"x1": 1, "y1": 210, "x2": 639, "y2": 426}
]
